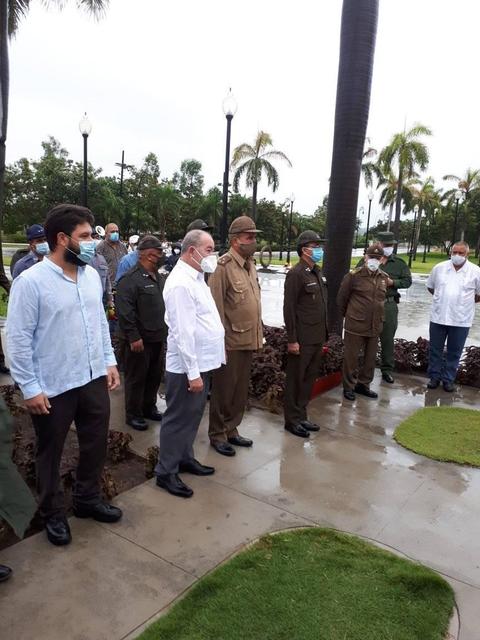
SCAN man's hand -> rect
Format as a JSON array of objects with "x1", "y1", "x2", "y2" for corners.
[
  {"x1": 130, "y1": 339, "x2": 144, "y2": 353},
  {"x1": 386, "y1": 277, "x2": 394, "y2": 287},
  {"x1": 25, "y1": 393, "x2": 51, "y2": 415},
  {"x1": 287, "y1": 342, "x2": 300, "y2": 355},
  {"x1": 107, "y1": 366, "x2": 120, "y2": 391},
  {"x1": 188, "y1": 377, "x2": 204, "y2": 393}
]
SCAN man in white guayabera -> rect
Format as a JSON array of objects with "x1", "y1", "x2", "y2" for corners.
[{"x1": 426, "y1": 241, "x2": 480, "y2": 392}]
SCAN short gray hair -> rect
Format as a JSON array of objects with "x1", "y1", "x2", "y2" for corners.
[
  {"x1": 452, "y1": 241, "x2": 469, "y2": 252},
  {"x1": 181, "y1": 229, "x2": 210, "y2": 255}
]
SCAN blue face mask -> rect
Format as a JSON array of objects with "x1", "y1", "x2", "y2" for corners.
[
  {"x1": 309, "y1": 247, "x2": 324, "y2": 263},
  {"x1": 35, "y1": 242, "x2": 50, "y2": 256},
  {"x1": 109, "y1": 231, "x2": 119, "y2": 242},
  {"x1": 77, "y1": 240, "x2": 97, "y2": 264}
]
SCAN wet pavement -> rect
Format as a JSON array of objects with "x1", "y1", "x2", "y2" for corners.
[{"x1": 1, "y1": 372, "x2": 479, "y2": 639}]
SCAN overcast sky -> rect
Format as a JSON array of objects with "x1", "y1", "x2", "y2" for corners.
[{"x1": 7, "y1": 0, "x2": 480, "y2": 226}]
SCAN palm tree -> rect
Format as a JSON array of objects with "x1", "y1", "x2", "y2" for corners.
[
  {"x1": 361, "y1": 138, "x2": 378, "y2": 189},
  {"x1": 379, "y1": 123, "x2": 432, "y2": 244},
  {"x1": 410, "y1": 177, "x2": 440, "y2": 257},
  {"x1": 323, "y1": 0, "x2": 379, "y2": 332},
  {"x1": 0, "y1": 0, "x2": 108, "y2": 281},
  {"x1": 231, "y1": 131, "x2": 291, "y2": 221},
  {"x1": 443, "y1": 168, "x2": 480, "y2": 241}
]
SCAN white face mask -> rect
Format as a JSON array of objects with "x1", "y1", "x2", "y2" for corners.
[
  {"x1": 194, "y1": 249, "x2": 217, "y2": 273},
  {"x1": 383, "y1": 246, "x2": 394, "y2": 257},
  {"x1": 451, "y1": 254, "x2": 466, "y2": 266},
  {"x1": 366, "y1": 258, "x2": 380, "y2": 272}
]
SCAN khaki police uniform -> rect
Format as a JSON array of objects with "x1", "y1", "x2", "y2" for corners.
[
  {"x1": 283, "y1": 258, "x2": 328, "y2": 426},
  {"x1": 337, "y1": 260, "x2": 388, "y2": 391},
  {"x1": 208, "y1": 247, "x2": 263, "y2": 443}
]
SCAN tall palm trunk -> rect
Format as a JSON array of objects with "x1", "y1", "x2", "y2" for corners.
[
  {"x1": 251, "y1": 180, "x2": 258, "y2": 221},
  {"x1": 392, "y1": 169, "x2": 403, "y2": 245},
  {"x1": 0, "y1": 1, "x2": 9, "y2": 280},
  {"x1": 386, "y1": 201, "x2": 394, "y2": 231},
  {"x1": 324, "y1": 0, "x2": 379, "y2": 333}
]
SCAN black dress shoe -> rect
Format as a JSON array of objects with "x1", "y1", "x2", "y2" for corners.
[
  {"x1": 443, "y1": 381, "x2": 455, "y2": 392},
  {"x1": 354, "y1": 383, "x2": 378, "y2": 399},
  {"x1": 179, "y1": 459, "x2": 215, "y2": 476},
  {"x1": 156, "y1": 473, "x2": 193, "y2": 498},
  {"x1": 45, "y1": 516, "x2": 72, "y2": 546},
  {"x1": 300, "y1": 420, "x2": 320, "y2": 432},
  {"x1": 0, "y1": 364, "x2": 10, "y2": 375},
  {"x1": 343, "y1": 389, "x2": 355, "y2": 401},
  {"x1": 227, "y1": 435, "x2": 253, "y2": 447},
  {"x1": 0, "y1": 564, "x2": 12, "y2": 582},
  {"x1": 211, "y1": 441, "x2": 236, "y2": 456},
  {"x1": 382, "y1": 373, "x2": 395, "y2": 384},
  {"x1": 285, "y1": 423, "x2": 310, "y2": 438},
  {"x1": 127, "y1": 417, "x2": 148, "y2": 431},
  {"x1": 73, "y1": 502, "x2": 123, "y2": 523},
  {"x1": 146, "y1": 410, "x2": 163, "y2": 421},
  {"x1": 427, "y1": 379, "x2": 440, "y2": 389}
]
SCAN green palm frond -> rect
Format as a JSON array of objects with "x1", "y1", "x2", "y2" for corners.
[
  {"x1": 231, "y1": 144, "x2": 256, "y2": 167},
  {"x1": 261, "y1": 150, "x2": 292, "y2": 166},
  {"x1": 262, "y1": 161, "x2": 280, "y2": 191},
  {"x1": 232, "y1": 162, "x2": 249, "y2": 192},
  {"x1": 8, "y1": 0, "x2": 31, "y2": 36},
  {"x1": 254, "y1": 131, "x2": 274, "y2": 154}
]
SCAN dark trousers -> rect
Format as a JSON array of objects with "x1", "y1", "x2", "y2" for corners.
[
  {"x1": 31, "y1": 377, "x2": 110, "y2": 520},
  {"x1": 428, "y1": 322, "x2": 469, "y2": 383},
  {"x1": 342, "y1": 332, "x2": 379, "y2": 391},
  {"x1": 123, "y1": 340, "x2": 164, "y2": 420},
  {"x1": 209, "y1": 350, "x2": 253, "y2": 443},
  {"x1": 284, "y1": 344, "x2": 324, "y2": 425},
  {"x1": 155, "y1": 371, "x2": 210, "y2": 475},
  {"x1": 380, "y1": 299, "x2": 398, "y2": 374}
]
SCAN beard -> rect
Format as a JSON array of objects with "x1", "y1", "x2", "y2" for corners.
[{"x1": 64, "y1": 242, "x2": 85, "y2": 267}]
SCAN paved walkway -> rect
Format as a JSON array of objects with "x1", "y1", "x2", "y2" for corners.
[{"x1": 1, "y1": 372, "x2": 479, "y2": 639}]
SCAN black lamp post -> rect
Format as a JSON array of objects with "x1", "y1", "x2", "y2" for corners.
[
  {"x1": 220, "y1": 89, "x2": 237, "y2": 248},
  {"x1": 452, "y1": 189, "x2": 462, "y2": 248},
  {"x1": 355, "y1": 206, "x2": 364, "y2": 249},
  {"x1": 286, "y1": 193, "x2": 295, "y2": 264},
  {"x1": 79, "y1": 113, "x2": 92, "y2": 207},
  {"x1": 364, "y1": 190, "x2": 373, "y2": 250},
  {"x1": 279, "y1": 202, "x2": 289, "y2": 260},
  {"x1": 422, "y1": 218, "x2": 430, "y2": 263},
  {"x1": 408, "y1": 204, "x2": 419, "y2": 268},
  {"x1": 115, "y1": 150, "x2": 130, "y2": 198}
]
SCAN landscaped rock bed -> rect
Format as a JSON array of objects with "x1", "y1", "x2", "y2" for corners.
[{"x1": 0, "y1": 384, "x2": 147, "y2": 551}]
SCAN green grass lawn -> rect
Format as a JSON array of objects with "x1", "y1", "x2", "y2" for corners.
[
  {"x1": 394, "y1": 407, "x2": 480, "y2": 466},
  {"x1": 268, "y1": 252, "x2": 446, "y2": 274},
  {"x1": 137, "y1": 528, "x2": 454, "y2": 640}
]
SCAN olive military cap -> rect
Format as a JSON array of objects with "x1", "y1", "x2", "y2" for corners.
[
  {"x1": 365, "y1": 242, "x2": 384, "y2": 258},
  {"x1": 186, "y1": 218, "x2": 213, "y2": 233},
  {"x1": 137, "y1": 235, "x2": 163, "y2": 251},
  {"x1": 297, "y1": 230, "x2": 325, "y2": 246},
  {"x1": 228, "y1": 216, "x2": 262, "y2": 235},
  {"x1": 376, "y1": 231, "x2": 397, "y2": 245}
]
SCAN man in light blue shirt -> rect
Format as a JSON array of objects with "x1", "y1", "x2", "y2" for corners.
[
  {"x1": 6, "y1": 204, "x2": 122, "y2": 548},
  {"x1": 115, "y1": 247, "x2": 139, "y2": 283}
]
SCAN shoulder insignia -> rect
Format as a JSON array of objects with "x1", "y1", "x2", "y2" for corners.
[{"x1": 217, "y1": 254, "x2": 232, "y2": 266}]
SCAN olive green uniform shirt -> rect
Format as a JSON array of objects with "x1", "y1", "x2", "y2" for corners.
[{"x1": 337, "y1": 267, "x2": 389, "y2": 337}]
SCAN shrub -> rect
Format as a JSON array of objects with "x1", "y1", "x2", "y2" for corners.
[{"x1": 457, "y1": 346, "x2": 480, "y2": 387}]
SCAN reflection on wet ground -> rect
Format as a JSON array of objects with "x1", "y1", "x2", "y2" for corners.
[{"x1": 259, "y1": 270, "x2": 480, "y2": 345}]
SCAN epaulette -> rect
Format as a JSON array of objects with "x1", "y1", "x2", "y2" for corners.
[
  {"x1": 217, "y1": 254, "x2": 232, "y2": 266},
  {"x1": 351, "y1": 267, "x2": 362, "y2": 274}
]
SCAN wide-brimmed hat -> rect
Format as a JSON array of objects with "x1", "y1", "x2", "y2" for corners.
[
  {"x1": 228, "y1": 216, "x2": 262, "y2": 235},
  {"x1": 365, "y1": 242, "x2": 384, "y2": 258},
  {"x1": 376, "y1": 231, "x2": 397, "y2": 245}
]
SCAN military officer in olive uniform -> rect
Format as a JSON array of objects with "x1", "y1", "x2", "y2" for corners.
[
  {"x1": 116, "y1": 235, "x2": 167, "y2": 431},
  {"x1": 337, "y1": 243, "x2": 389, "y2": 401},
  {"x1": 208, "y1": 216, "x2": 263, "y2": 456},
  {"x1": 283, "y1": 231, "x2": 328, "y2": 438}
]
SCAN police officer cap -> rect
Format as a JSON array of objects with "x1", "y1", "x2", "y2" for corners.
[
  {"x1": 365, "y1": 242, "x2": 384, "y2": 257},
  {"x1": 137, "y1": 235, "x2": 163, "y2": 251},
  {"x1": 26, "y1": 224, "x2": 45, "y2": 241},
  {"x1": 228, "y1": 216, "x2": 262, "y2": 235},
  {"x1": 186, "y1": 218, "x2": 213, "y2": 233},
  {"x1": 376, "y1": 231, "x2": 397, "y2": 245},
  {"x1": 297, "y1": 230, "x2": 325, "y2": 246}
]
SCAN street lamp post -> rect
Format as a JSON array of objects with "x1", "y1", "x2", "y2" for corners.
[
  {"x1": 355, "y1": 206, "x2": 364, "y2": 249},
  {"x1": 286, "y1": 194, "x2": 295, "y2": 264},
  {"x1": 422, "y1": 218, "x2": 430, "y2": 263},
  {"x1": 220, "y1": 89, "x2": 237, "y2": 248},
  {"x1": 115, "y1": 150, "x2": 129, "y2": 198},
  {"x1": 408, "y1": 204, "x2": 419, "y2": 268},
  {"x1": 279, "y1": 203, "x2": 288, "y2": 261},
  {"x1": 79, "y1": 113, "x2": 92, "y2": 207},
  {"x1": 452, "y1": 189, "x2": 462, "y2": 248},
  {"x1": 364, "y1": 190, "x2": 374, "y2": 250}
]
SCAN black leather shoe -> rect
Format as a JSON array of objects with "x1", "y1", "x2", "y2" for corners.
[
  {"x1": 382, "y1": 373, "x2": 394, "y2": 384},
  {"x1": 285, "y1": 423, "x2": 310, "y2": 438},
  {"x1": 354, "y1": 384, "x2": 378, "y2": 399},
  {"x1": 343, "y1": 389, "x2": 355, "y2": 401},
  {"x1": 156, "y1": 473, "x2": 193, "y2": 498},
  {"x1": 45, "y1": 516, "x2": 72, "y2": 546},
  {"x1": 0, "y1": 564, "x2": 12, "y2": 582},
  {"x1": 127, "y1": 417, "x2": 148, "y2": 431},
  {"x1": 427, "y1": 379, "x2": 440, "y2": 389},
  {"x1": 443, "y1": 381, "x2": 455, "y2": 392},
  {"x1": 227, "y1": 435, "x2": 253, "y2": 447},
  {"x1": 0, "y1": 364, "x2": 10, "y2": 375},
  {"x1": 211, "y1": 441, "x2": 236, "y2": 456},
  {"x1": 146, "y1": 410, "x2": 163, "y2": 421},
  {"x1": 73, "y1": 502, "x2": 123, "y2": 523},
  {"x1": 300, "y1": 420, "x2": 320, "y2": 432},
  {"x1": 179, "y1": 459, "x2": 215, "y2": 476}
]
